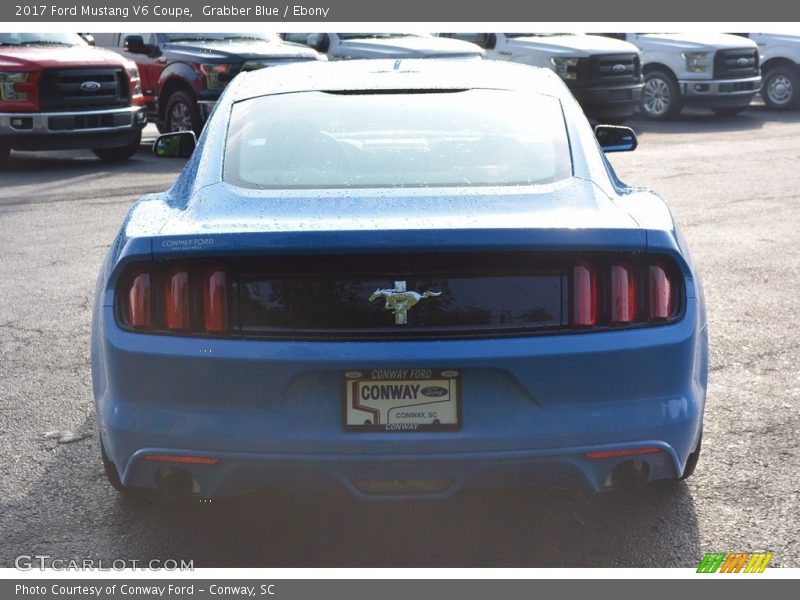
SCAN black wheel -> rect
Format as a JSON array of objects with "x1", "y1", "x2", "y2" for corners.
[
  {"x1": 680, "y1": 433, "x2": 702, "y2": 480},
  {"x1": 92, "y1": 130, "x2": 142, "y2": 162},
  {"x1": 642, "y1": 69, "x2": 683, "y2": 120},
  {"x1": 762, "y1": 65, "x2": 800, "y2": 110},
  {"x1": 163, "y1": 90, "x2": 203, "y2": 135},
  {"x1": 0, "y1": 143, "x2": 9, "y2": 168},
  {"x1": 100, "y1": 440, "x2": 128, "y2": 493},
  {"x1": 711, "y1": 106, "x2": 746, "y2": 117}
]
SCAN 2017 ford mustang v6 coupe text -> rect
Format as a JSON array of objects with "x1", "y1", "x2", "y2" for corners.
[{"x1": 91, "y1": 59, "x2": 707, "y2": 500}]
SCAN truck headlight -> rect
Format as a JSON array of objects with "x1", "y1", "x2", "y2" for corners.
[
  {"x1": 550, "y1": 57, "x2": 580, "y2": 80},
  {"x1": 681, "y1": 52, "x2": 711, "y2": 73},
  {"x1": 126, "y1": 66, "x2": 142, "y2": 97},
  {"x1": 0, "y1": 72, "x2": 31, "y2": 102},
  {"x1": 200, "y1": 63, "x2": 236, "y2": 90}
]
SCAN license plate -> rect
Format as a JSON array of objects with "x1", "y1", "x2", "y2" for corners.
[{"x1": 344, "y1": 369, "x2": 461, "y2": 432}]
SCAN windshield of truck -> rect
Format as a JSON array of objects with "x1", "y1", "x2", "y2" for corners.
[
  {"x1": 224, "y1": 89, "x2": 572, "y2": 190},
  {"x1": 164, "y1": 33, "x2": 277, "y2": 42},
  {"x1": 0, "y1": 33, "x2": 86, "y2": 46},
  {"x1": 505, "y1": 33, "x2": 577, "y2": 38},
  {"x1": 337, "y1": 34, "x2": 424, "y2": 40}
]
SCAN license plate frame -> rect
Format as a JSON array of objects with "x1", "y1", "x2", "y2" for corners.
[{"x1": 343, "y1": 369, "x2": 461, "y2": 432}]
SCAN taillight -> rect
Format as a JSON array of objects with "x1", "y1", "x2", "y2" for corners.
[
  {"x1": 126, "y1": 272, "x2": 151, "y2": 329},
  {"x1": 203, "y1": 268, "x2": 228, "y2": 333},
  {"x1": 119, "y1": 264, "x2": 230, "y2": 335},
  {"x1": 165, "y1": 270, "x2": 190, "y2": 331},
  {"x1": 117, "y1": 254, "x2": 681, "y2": 337},
  {"x1": 569, "y1": 256, "x2": 680, "y2": 329},
  {"x1": 572, "y1": 263, "x2": 597, "y2": 327},
  {"x1": 649, "y1": 264, "x2": 673, "y2": 321},
  {"x1": 611, "y1": 263, "x2": 637, "y2": 324}
]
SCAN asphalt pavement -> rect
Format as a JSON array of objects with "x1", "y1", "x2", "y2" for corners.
[{"x1": 0, "y1": 107, "x2": 798, "y2": 568}]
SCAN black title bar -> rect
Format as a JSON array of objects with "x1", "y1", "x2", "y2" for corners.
[{"x1": 3, "y1": 579, "x2": 798, "y2": 600}]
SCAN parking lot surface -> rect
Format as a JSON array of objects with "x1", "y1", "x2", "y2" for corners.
[{"x1": 1, "y1": 107, "x2": 798, "y2": 567}]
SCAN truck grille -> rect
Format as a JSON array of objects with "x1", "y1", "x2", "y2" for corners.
[
  {"x1": 577, "y1": 53, "x2": 641, "y2": 86},
  {"x1": 48, "y1": 112, "x2": 133, "y2": 131},
  {"x1": 39, "y1": 68, "x2": 130, "y2": 112},
  {"x1": 713, "y1": 48, "x2": 759, "y2": 79}
]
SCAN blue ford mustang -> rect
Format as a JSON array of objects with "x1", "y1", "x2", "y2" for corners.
[{"x1": 91, "y1": 59, "x2": 707, "y2": 500}]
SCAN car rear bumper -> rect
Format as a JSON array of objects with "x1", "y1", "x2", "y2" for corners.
[
  {"x1": 93, "y1": 300, "x2": 707, "y2": 499},
  {"x1": 122, "y1": 441, "x2": 683, "y2": 500}
]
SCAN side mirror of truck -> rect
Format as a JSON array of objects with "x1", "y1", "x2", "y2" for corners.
[
  {"x1": 153, "y1": 132, "x2": 196, "y2": 158},
  {"x1": 479, "y1": 33, "x2": 497, "y2": 50},
  {"x1": 123, "y1": 35, "x2": 153, "y2": 55},
  {"x1": 594, "y1": 125, "x2": 638, "y2": 152},
  {"x1": 306, "y1": 33, "x2": 330, "y2": 53}
]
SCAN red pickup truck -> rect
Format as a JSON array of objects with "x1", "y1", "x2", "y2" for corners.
[{"x1": 1, "y1": 32, "x2": 147, "y2": 167}]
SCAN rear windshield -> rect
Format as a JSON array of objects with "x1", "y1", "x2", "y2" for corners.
[{"x1": 223, "y1": 89, "x2": 572, "y2": 190}]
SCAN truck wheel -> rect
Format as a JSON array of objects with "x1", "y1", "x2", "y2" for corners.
[
  {"x1": 762, "y1": 66, "x2": 800, "y2": 110},
  {"x1": 711, "y1": 106, "x2": 746, "y2": 117},
  {"x1": 642, "y1": 70, "x2": 683, "y2": 120},
  {"x1": 164, "y1": 91, "x2": 202, "y2": 135},
  {"x1": 0, "y1": 144, "x2": 9, "y2": 168},
  {"x1": 92, "y1": 131, "x2": 142, "y2": 162}
]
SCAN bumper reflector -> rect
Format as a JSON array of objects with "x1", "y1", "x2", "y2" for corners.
[
  {"x1": 585, "y1": 447, "x2": 663, "y2": 460},
  {"x1": 143, "y1": 454, "x2": 220, "y2": 465}
]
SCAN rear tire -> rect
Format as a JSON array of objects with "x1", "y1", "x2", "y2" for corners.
[
  {"x1": 642, "y1": 69, "x2": 683, "y2": 120},
  {"x1": 711, "y1": 106, "x2": 746, "y2": 117},
  {"x1": 762, "y1": 65, "x2": 800, "y2": 110},
  {"x1": 163, "y1": 90, "x2": 203, "y2": 135},
  {"x1": 0, "y1": 143, "x2": 9, "y2": 167},
  {"x1": 680, "y1": 433, "x2": 702, "y2": 480},
  {"x1": 92, "y1": 131, "x2": 142, "y2": 162},
  {"x1": 101, "y1": 441, "x2": 128, "y2": 493}
]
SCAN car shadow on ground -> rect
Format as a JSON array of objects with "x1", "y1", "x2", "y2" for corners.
[
  {"x1": 0, "y1": 147, "x2": 184, "y2": 208},
  {"x1": 627, "y1": 105, "x2": 800, "y2": 135},
  {"x1": 1, "y1": 147, "x2": 180, "y2": 180},
  {"x1": 0, "y1": 413, "x2": 702, "y2": 568}
]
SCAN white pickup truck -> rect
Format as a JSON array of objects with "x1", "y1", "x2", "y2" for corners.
[
  {"x1": 439, "y1": 33, "x2": 643, "y2": 122},
  {"x1": 738, "y1": 33, "x2": 800, "y2": 110},
  {"x1": 280, "y1": 33, "x2": 484, "y2": 61},
  {"x1": 606, "y1": 33, "x2": 761, "y2": 119}
]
